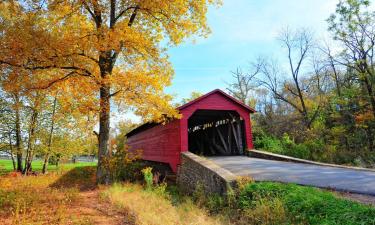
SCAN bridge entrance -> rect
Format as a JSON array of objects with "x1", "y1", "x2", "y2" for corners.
[{"x1": 188, "y1": 110, "x2": 246, "y2": 156}]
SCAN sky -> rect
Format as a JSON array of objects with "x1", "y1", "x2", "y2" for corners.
[
  {"x1": 165, "y1": 0, "x2": 339, "y2": 101},
  {"x1": 114, "y1": 0, "x2": 343, "y2": 124}
]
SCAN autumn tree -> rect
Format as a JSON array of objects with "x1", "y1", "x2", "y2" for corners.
[
  {"x1": 327, "y1": 0, "x2": 375, "y2": 152},
  {"x1": 0, "y1": 88, "x2": 24, "y2": 172},
  {"x1": 112, "y1": 120, "x2": 138, "y2": 153},
  {"x1": 0, "y1": 0, "x2": 219, "y2": 183},
  {"x1": 0, "y1": 93, "x2": 16, "y2": 170},
  {"x1": 35, "y1": 90, "x2": 97, "y2": 173}
]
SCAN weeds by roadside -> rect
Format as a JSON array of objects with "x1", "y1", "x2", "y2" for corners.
[{"x1": 100, "y1": 168, "x2": 226, "y2": 225}]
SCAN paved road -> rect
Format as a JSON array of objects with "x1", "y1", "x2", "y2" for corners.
[{"x1": 208, "y1": 156, "x2": 375, "y2": 196}]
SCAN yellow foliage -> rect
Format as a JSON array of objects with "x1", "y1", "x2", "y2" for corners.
[
  {"x1": 355, "y1": 110, "x2": 375, "y2": 126},
  {"x1": 0, "y1": 0, "x2": 220, "y2": 122}
]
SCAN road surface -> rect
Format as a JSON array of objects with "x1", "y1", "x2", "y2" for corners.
[{"x1": 208, "y1": 156, "x2": 375, "y2": 196}]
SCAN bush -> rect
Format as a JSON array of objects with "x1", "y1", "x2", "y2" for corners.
[
  {"x1": 254, "y1": 133, "x2": 312, "y2": 159},
  {"x1": 206, "y1": 194, "x2": 226, "y2": 213},
  {"x1": 103, "y1": 145, "x2": 143, "y2": 182},
  {"x1": 141, "y1": 167, "x2": 153, "y2": 190},
  {"x1": 240, "y1": 197, "x2": 288, "y2": 225},
  {"x1": 254, "y1": 134, "x2": 284, "y2": 154}
]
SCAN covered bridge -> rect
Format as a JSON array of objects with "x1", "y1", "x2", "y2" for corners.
[{"x1": 126, "y1": 89, "x2": 255, "y2": 172}]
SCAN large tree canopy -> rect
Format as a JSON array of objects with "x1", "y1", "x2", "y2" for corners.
[{"x1": 0, "y1": 0, "x2": 219, "y2": 183}]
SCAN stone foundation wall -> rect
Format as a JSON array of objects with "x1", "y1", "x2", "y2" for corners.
[{"x1": 177, "y1": 152, "x2": 237, "y2": 196}]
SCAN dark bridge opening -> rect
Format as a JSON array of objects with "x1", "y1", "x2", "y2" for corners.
[{"x1": 188, "y1": 110, "x2": 246, "y2": 156}]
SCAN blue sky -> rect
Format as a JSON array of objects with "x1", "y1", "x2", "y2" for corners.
[
  {"x1": 165, "y1": 0, "x2": 338, "y2": 101},
  {"x1": 114, "y1": 0, "x2": 343, "y2": 124}
]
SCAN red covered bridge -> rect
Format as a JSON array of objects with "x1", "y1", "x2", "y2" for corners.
[{"x1": 126, "y1": 89, "x2": 255, "y2": 172}]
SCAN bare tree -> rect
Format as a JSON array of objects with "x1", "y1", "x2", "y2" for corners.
[
  {"x1": 226, "y1": 60, "x2": 263, "y2": 104},
  {"x1": 259, "y1": 28, "x2": 321, "y2": 129}
]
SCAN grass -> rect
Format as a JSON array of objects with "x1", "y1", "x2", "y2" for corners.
[
  {"x1": 0, "y1": 159, "x2": 96, "y2": 175},
  {"x1": 100, "y1": 170, "x2": 375, "y2": 225},
  {"x1": 0, "y1": 163, "x2": 225, "y2": 225},
  {"x1": 236, "y1": 182, "x2": 375, "y2": 225},
  {"x1": 0, "y1": 165, "x2": 97, "y2": 224},
  {"x1": 100, "y1": 183, "x2": 226, "y2": 225},
  {"x1": 1, "y1": 161, "x2": 374, "y2": 225}
]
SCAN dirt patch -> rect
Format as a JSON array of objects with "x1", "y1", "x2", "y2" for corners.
[{"x1": 67, "y1": 190, "x2": 136, "y2": 225}]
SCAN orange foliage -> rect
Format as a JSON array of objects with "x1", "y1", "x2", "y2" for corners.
[{"x1": 0, "y1": 0, "x2": 220, "y2": 122}]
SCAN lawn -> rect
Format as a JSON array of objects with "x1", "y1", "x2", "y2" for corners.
[{"x1": 0, "y1": 159, "x2": 96, "y2": 175}]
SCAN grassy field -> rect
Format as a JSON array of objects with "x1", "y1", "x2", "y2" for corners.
[
  {"x1": 0, "y1": 162, "x2": 374, "y2": 225},
  {"x1": 0, "y1": 159, "x2": 96, "y2": 175}
]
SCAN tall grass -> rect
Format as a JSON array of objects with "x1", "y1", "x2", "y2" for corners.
[{"x1": 100, "y1": 183, "x2": 226, "y2": 225}]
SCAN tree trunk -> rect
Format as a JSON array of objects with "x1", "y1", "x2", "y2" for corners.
[
  {"x1": 42, "y1": 156, "x2": 49, "y2": 174},
  {"x1": 24, "y1": 109, "x2": 38, "y2": 174},
  {"x1": 14, "y1": 94, "x2": 23, "y2": 172},
  {"x1": 294, "y1": 77, "x2": 310, "y2": 129},
  {"x1": 10, "y1": 153, "x2": 16, "y2": 171},
  {"x1": 366, "y1": 127, "x2": 374, "y2": 152},
  {"x1": 8, "y1": 134, "x2": 16, "y2": 171},
  {"x1": 42, "y1": 96, "x2": 57, "y2": 174},
  {"x1": 92, "y1": 1, "x2": 138, "y2": 184},
  {"x1": 363, "y1": 76, "x2": 375, "y2": 118},
  {"x1": 96, "y1": 82, "x2": 111, "y2": 184}
]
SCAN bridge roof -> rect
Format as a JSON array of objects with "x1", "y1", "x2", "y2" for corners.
[
  {"x1": 177, "y1": 89, "x2": 256, "y2": 113},
  {"x1": 126, "y1": 89, "x2": 255, "y2": 138}
]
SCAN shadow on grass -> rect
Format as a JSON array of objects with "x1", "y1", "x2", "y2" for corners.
[{"x1": 50, "y1": 166, "x2": 97, "y2": 191}]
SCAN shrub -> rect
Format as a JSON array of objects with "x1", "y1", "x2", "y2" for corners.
[
  {"x1": 192, "y1": 183, "x2": 207, "y2": 207},
  {"x1": 141, "y1": 167, "x2": 153, "y2": 190},
  {"x1": 236, "y1": 176, "x2": 254, "y2": 192},
  {"x1": 240, "y1": 197, "x2": 288, "y2": 225},
  {"x1": 206, "y1": 194, "x2": 226, "y2": 213},
  {"x1": 254, "y1": 133, "x2": 325, "y2": 161},
  {"x1": 254, "y1": 134, "x2": 284, "y2": 154},
  {"x1": 103, "y1": 145, "x2": 143, "y2": 182}
]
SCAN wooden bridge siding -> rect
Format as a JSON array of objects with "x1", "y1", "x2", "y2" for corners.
[{"x1": 127, "y1": 119, "x2": 181, "y2": 171}]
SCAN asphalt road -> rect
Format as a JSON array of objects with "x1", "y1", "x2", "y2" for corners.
[{"x1": 208, "y1": 156, "x2": 375, "y2": 196}]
